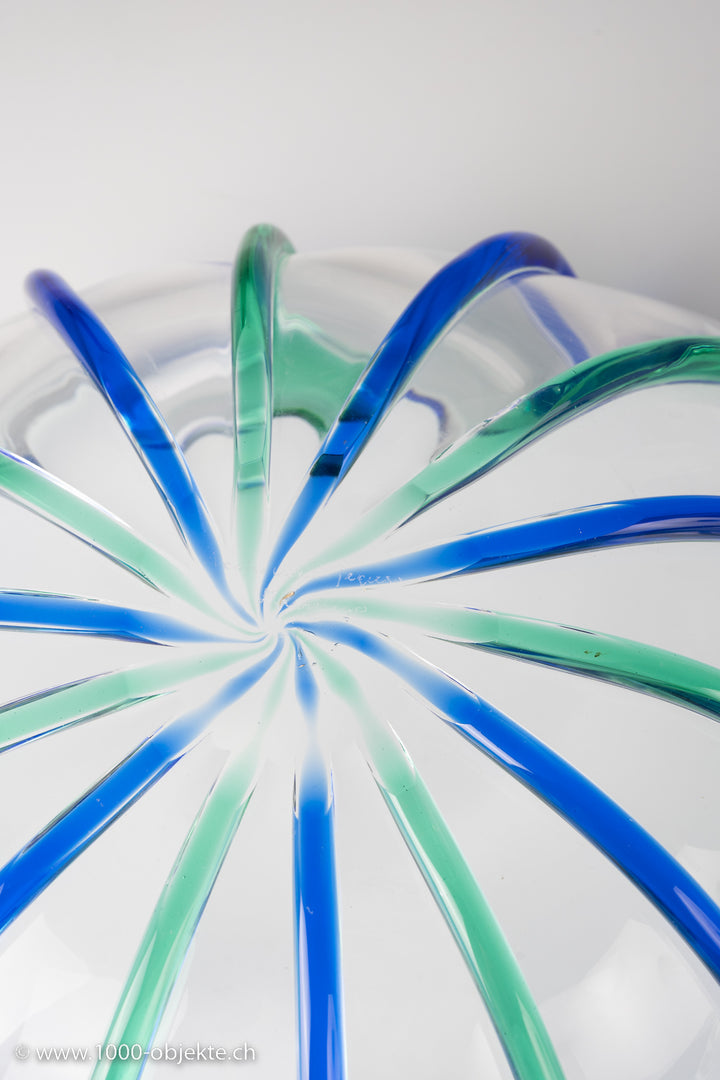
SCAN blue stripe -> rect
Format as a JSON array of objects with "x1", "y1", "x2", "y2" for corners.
[
  {"x1": 261, "y1": 233, "x2": 574, "y2": 600},
  {"x1": 294, "y1": 764, "x2": 345, "y2": 1080},
  {"x1": 285, "y1": 496, "x2": 720, "y2": 605},
  {"x1": 292, "y1": 619, "x2": 720, "y2": 983},
  {"x1": 27, "y1": 271, "x2": 251, "y2": 624},
  {"x1": 292, "y1": 674, "x2": 345, "y2": 1080},
  {"x1": 516, "y1": 277, "x2": 590, "y2": 365},
  {"x1": 0, "y1": 589, "x2": 234, "y2": 644},
  {"x1": 0, "y1": 640, "x2": 283, "y2": 934},
  {"x1": 293, "y1": 636, "x2": 319, "y2": 719},
  {"x1": 403, "y1": 388, "x2": 449, "y2": 438}
]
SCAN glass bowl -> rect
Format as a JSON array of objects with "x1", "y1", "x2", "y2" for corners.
[{"x1": 1, "y1": 227, "x2": 720, "y2": 1079}]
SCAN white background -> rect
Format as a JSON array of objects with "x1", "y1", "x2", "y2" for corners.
[{"x1": 0, "y1": 0, "x2": 718, "y2": 322}]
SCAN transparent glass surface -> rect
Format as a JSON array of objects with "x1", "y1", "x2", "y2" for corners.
[{"x1": 0, "y1": 230, "x2": 720, "y2": 1078}]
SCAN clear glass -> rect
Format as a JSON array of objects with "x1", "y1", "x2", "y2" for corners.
[{"x1": 0, "y1": 230, "x2": 720, "y2": 1079}]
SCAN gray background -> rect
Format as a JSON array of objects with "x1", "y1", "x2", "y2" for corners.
[{"x1": 0, "y1": 0, "x2": 717, "y2": 321}]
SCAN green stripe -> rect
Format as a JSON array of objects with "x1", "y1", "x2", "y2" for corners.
[
  {"x1": 93, "y1": 652, "x2": 291, "y2": 1079},
  {"x1": 0, "y1": 649, "x2": 241, "y2": 751},
  {"x1": 232, "y1": 225, "x2": 293, "y2": 604},
  {"x1": 0, "y1": 452, "x2": 229, "y2": 624},
  {"x1": 300, "y1": 595, "x2": 720, "y2": 723},
  {"x1": 284, "y1": 337, "x2": 720, "y2": 593},
  {"x1": 308, "y1": 637, "x2": 566, "y2": 1080}
]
